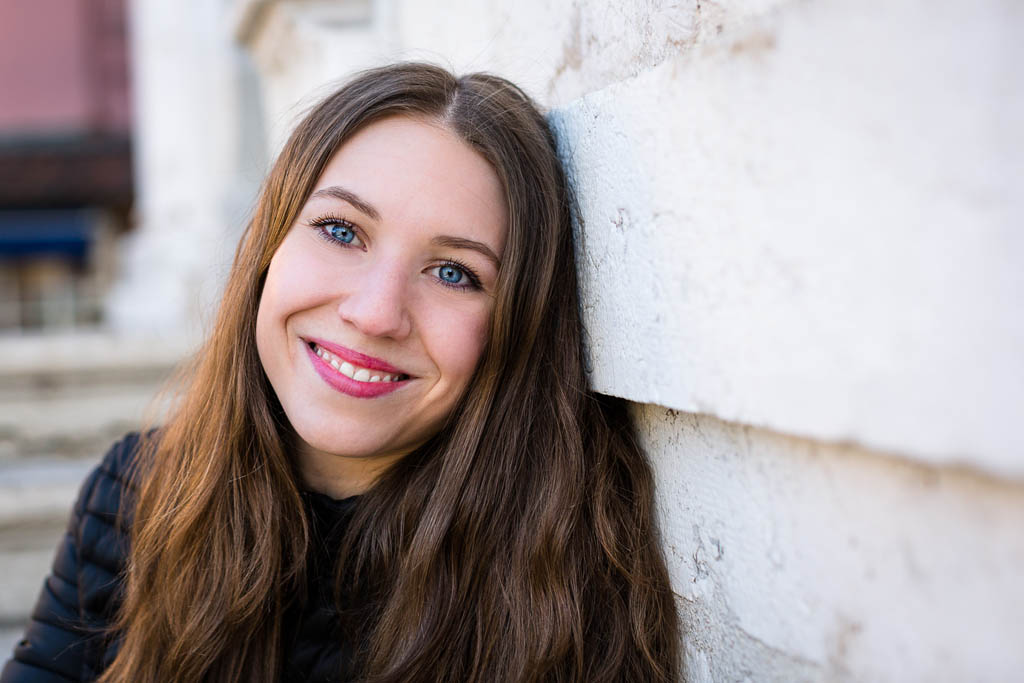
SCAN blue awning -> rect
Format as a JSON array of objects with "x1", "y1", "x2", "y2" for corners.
[{"x1": 0, "y1": 210, "x2": 94, "y2": 260}]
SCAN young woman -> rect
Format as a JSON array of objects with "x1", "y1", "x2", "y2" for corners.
[{"x1": 2, "y1": 62, "x2": 679, "y2": 682}]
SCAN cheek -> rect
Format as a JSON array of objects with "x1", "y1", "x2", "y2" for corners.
[
  {"x1": 257, "y1": 237, "x2": 329, "y2": 335},
  {"x1": 255, "y1": 242, "x2": 315, "y2": 372},
  {"x1": 255, "y1": 258, "x2": 287, "y2": 356},
  {"x1": 254, "y1": 281, "x2": 284, "y2": 388},
  {"x1": 427, "y1": 305, "x2": 492, "y2": 387},
  {"x1": 254, "y1": 287, "x2": 275, "y2": 358}
]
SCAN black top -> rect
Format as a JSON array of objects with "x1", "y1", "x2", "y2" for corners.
[
  {"x1": 0, "y1": 433, "x2": 364, "y2": 682},
  {"x1": 282, "y1": 489, "x2": 362, "y2": 682}
]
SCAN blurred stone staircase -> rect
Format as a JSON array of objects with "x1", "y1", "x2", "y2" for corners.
[{"x1": 0, "y1": 331, "x2": 193, "y2": 657}]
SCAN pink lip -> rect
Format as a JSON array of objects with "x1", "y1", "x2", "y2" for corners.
[
  {"x1": 304, "y1": 343, "x2": 407, "y2": 399},
  {"x1": 305, "y1": 337, "x2": 407, "y2": 375}
]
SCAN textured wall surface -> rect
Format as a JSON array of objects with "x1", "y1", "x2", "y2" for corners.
[
  {"x1": 548, "y1": 0, "x2": 1023, "y2": 477},
  {"x1": 226, "y1": 0, "x2": 1024, "y2": 679},
  {"x1": 239, "y1": 0, "x2": 383, "y2": 154},
  {"x1": 640, "y1": 405, "x2": 1024, "y2": 681}
]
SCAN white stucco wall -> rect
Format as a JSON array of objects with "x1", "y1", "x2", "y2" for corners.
[
  {"x1": 116, "y1": 0, "x2": 1022, "y2": 679},
  {"x1": 550, "y1": 1, "x2": 1023, "y2": 478},
  {"x1": 642, "y1": 405, "x2": 1024, "y2": 681},
  {"x1": 108, "y1": 0, "x2": 267, "y2": 336},
  {"x1": 234, "y1": 0, "x2": 393, "y2": 155}
]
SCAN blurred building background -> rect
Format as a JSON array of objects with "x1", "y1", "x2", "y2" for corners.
[
  {"x1": 2, "y1": 0, "x2": 1023, "y2": 679},
  {"x1": 0, "y1": 0, "x2": 131, "y2": 331}
]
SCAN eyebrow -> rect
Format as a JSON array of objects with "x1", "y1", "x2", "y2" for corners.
[
  {"x1": 311, "y1": 184, "x2": 502, "y2": 269},
  {"x1": 431, "y1": 236, "x2": 501, "y2": 269},
  {"x1": 310, "y1": 185, "x2": 381, "y2": 221}
]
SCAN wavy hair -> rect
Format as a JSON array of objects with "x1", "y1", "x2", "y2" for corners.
[{"x1": 101, "y1": 62, "x2": 679, "y2": 682}]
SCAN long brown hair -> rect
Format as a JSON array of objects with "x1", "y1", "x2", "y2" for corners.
[{"x1": 101, "y1": 62, "x2": 679, "y2": 682}]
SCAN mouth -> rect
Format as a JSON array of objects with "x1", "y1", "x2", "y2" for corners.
[{"x1": 307, "y1": 340, "x2": 410, "y2": 383}]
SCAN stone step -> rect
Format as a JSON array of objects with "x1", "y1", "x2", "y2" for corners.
[
  {"x1": 0, "y1": 457, "x2": 97, "y2": 528},
  {"x1": 0, "y1": 456, "x2": 101, "y2": 630},
  {"x1": 0, "y1": 384, "x2": 164, "y2": 460},
  {"x1": 0, "y1": 330, "x2": 194, "y2": 460},
  {"x1": 0, "y1": 330, "x2": 195, "y2": 383},
  {"x1": 0, "y1": 331, "x2": 193, "y2": 661},
  {"x1": 0, "y1": 541, "x2": 63, "y2": 627},
  {"x1": 0, "y1": 627, "x2": 23, "y2": 665}
]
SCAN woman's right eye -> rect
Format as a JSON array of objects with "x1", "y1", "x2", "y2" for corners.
[
  {"x1": 327, "y1": 222, "x2": 360, "y2": 245},
  {"x1": 311, "y1": 217, "x2": 364, "y2": 248}
]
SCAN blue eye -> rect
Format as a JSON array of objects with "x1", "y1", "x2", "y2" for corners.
[
  {"x1": 310, "y1": 215, "x2": 363, "y2": 248},
  {"x1": 431, "y1": 261, "x2": 482, "y2": 290},
  {"x1": 438, "y1": 265, "x2": 464, "y2": 284},
  {"x1": 329, "y1": 223, "x2": 357, "y2": 244}
]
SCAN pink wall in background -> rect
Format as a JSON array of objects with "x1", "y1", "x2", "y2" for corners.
[{"x1": 0, "y1": 0, "x2": 131, "y2": 135}]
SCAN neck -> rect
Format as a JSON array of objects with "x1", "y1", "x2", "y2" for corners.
[{"x1": 295, "y1": 444, "x2": 404, "y2": 499}]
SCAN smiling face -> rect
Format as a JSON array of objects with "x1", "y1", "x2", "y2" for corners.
[{"x1": 255, "y1": 115, "x2": 507, "y2": 497}]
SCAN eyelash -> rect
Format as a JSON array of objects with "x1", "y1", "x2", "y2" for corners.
[
  {"x1": 309, "y1": 213, "x2": 361, "y2": 245},
  {"x1": 435, "y1": 257, "x2": 483, "y2": 290},
  {"x1": 307, "y1": 214, "x2": 484, "y2": 291}
]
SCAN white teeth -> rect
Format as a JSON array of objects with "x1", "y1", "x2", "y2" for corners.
[{"x1": 314, "y1": 344, "x2": 404, "y2": 384}]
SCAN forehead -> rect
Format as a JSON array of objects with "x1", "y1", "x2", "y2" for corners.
[{"x1": 309, "y1": 115, "x2": 508, "y2": 256}]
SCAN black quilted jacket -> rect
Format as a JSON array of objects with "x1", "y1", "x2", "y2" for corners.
[{"x1": 1, "y1": 433, "x2": 363, "y2": 682}]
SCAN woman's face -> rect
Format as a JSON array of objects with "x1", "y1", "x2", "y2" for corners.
[{"x1": 256, "y1": 115, "x2": 507, "y2": 494}]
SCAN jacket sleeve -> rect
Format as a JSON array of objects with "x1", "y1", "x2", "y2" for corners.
[{"x1": 0, "y1": 445, "x2": 119, "y2": 682}]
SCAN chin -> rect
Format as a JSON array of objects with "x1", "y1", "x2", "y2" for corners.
[
  {"x1": 293, "y1": 423, "x2": 376, "y2": 459},
  {"x1": 285, "y1": 410, "x2": 404, "y2": 460}
]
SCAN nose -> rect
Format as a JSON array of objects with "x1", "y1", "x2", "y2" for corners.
[{"x1": 335, "y1": 256, "x2": 413, "y2": 339}]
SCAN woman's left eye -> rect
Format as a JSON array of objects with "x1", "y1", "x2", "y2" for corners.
[
  {"x1": 438, "y1": 265, "x2": 463, "y2": 284},
  {"x1": 431, "y1": 262, "x2": 481, "y2": 290}
]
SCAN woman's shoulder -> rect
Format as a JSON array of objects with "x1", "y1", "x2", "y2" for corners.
[
  {"x1": 63, "y1": 431, "x2": 156, "y2": 613},
  {"x1": 75, "y1": 430, "x2": 154, "y2": 528},
  {"x1": 99, "y1": 430, "x2": 150, "y2": 478}
]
